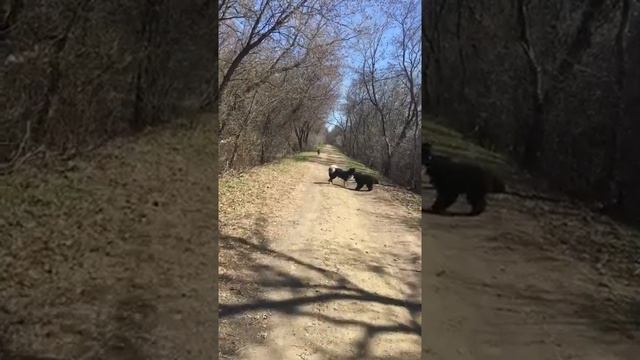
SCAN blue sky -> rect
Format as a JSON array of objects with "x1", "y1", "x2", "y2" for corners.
[{"x1": 325, "y1": 3, "x2": 406, "y2": 131}]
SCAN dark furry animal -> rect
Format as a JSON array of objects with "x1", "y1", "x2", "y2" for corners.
[
  {"x1": 352, "y1": 172, "x2": 379, "y2": 191},
  {"x1": 423, "y1": 140, "x2": 504, "y2": 215},
  {"x1": 423, "y1": 142, "x2": 563, "y2": 214},
  {"x1": 422, "y1": 142, "x2": 450, "y2": 185},
  {"x1": 422, "y1": 142, "x2": 432, "y2": 167},
  {"x1": 328, "y1": 165, "x2": 355, "y2": 186},
  {"x1": 426, "y1": 156, "x2": 505, "y2": 215},
  {"x1": 317, "y1": 149, "x2": 320, "y2": 155}
]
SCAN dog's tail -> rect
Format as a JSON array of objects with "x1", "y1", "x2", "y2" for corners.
[{"x1": 329, "y1": 165, "x2": 337, "y2": 175}]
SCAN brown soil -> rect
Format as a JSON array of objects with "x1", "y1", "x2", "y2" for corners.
[
  {"x1": 0, "y1": 118, "x2": 217, "y2": 359},
  {"x1": 423, "y1": 177, "x2": 640, "y2": 359},
  {"x1": 219, "y1": 145, "x2": 422, "y2": 359}
]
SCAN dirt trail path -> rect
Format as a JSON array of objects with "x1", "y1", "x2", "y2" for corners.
[
  {"x1": 422, "y1": 183, "x2": 640, "y2": 359},
  {"x1": 219, "y1": 145, "x2": 421, "y2": 360}
]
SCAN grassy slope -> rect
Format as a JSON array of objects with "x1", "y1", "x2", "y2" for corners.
[{"x1": 423, "y1": 120, "x2": 509, "y2": 173}]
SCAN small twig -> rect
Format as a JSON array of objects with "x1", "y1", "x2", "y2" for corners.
[
  {"x1": 12, "y1": 120, "x2": 31, "y2": 163},
  {"x1": 13, "y1": 145, "x2": 45, "y2": 169},
  {"x1": 0, "y1": 120, "x2": 32, "y2": 174}
]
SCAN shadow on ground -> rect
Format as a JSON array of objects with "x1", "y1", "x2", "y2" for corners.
[{"x1": 219, "y1": 215, "x2": 421, "y2": 359}]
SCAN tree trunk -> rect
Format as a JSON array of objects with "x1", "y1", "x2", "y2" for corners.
[
  {"x1": 601, "y1": 0, "x2": 631, "y2": 212},
  {"x1": 517, "y1": 0, "x2": 545, "y2": 170},
  {"x1": 228, "y1": 129, "x2": 244, "y2": 169},
  {"x1": 131, "y1": 0, "x2": 160, "y2": 131},
  {"x1": 33, "y1": 0, "x2": 93, "y2": 143}
]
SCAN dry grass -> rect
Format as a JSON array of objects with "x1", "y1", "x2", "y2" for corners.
[
  {"x1": 218, "y1": 157, "x2": 306, "y2": 357},
  {"x1": 0, "y1": 115, "x2": 217, "y2": 359}
]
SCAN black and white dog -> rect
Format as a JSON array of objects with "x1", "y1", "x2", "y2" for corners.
[{"x1": 328, "y1": 165, "x2": 356, "y2": 187}]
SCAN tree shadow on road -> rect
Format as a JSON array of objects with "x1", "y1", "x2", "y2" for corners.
[{"x1": 219, "y1": 230, "x2": 422, "y2": 359}]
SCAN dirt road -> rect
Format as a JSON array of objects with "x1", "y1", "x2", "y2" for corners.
[
  {"x1": 422, "y1": 183, "x2": 640, "y2": 359},
  {"x1": 219, "y1": 146, "x2": 422, "y2": 359}
]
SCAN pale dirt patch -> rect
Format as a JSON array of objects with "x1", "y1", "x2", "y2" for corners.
[
  {"x1": 0, "y1": 118, "x2": 217, "y2": 359},
  {"x1": 422, "y1": 175, "x2": 640, "y2": 359},
  {"x1": 219, "y1": 145, "x2": 422, "y2": 360}
]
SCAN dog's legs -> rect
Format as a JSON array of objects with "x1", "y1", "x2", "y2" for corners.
[
  {"x1": 466, "y1": 192, "x2": 487, "y2": 216},
  {"x1": 355, "y1": 183, "x2": 364, "y2": 191},
  {"x1": 430, "y1": 192, "x2": 458, "y2": 214}
]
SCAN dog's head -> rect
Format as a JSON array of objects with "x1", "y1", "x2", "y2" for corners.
[{"x1": 347, "y1": 168, "x2": 356, "y2": 175}]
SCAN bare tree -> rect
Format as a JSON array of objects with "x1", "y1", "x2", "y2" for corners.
[
  {"x1": 329, "y1": 0, "x2": 421, "y2": 189},
  {"x1": 0, "y1": 0, "x2": 215, "y2": 172},
  {"x1": 217, "y1": 0, "x2": 361, "y2": 171},
  {"x1": 210, "y1": 0, "x2": 360, "y2": 109}
]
